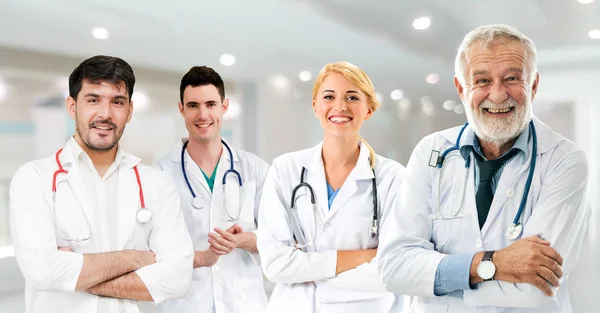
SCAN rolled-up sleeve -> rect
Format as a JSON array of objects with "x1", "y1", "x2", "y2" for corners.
[
  {"x1": 9, "y1": 163, "x2": 84, "y2": 292},
  {"x1": 135, "y1": 171, "x2": 194, "y2": 304}
]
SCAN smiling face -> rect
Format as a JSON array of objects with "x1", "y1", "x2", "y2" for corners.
[
  {"x1": 313, "y1": 72, "x2": 372, "y2": 139},
  {"x1": 179, "y1": 84, "x2": 228, "y2": 144},
  {"x1": 67, "y1": 80, "x2": 132, "y2": 152},
  {"x1": 455, "y1": 40, "x2": 539, "y2": 145}
]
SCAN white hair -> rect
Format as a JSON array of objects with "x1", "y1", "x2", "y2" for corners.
[{"x1": 455, "y1": 24, "x2": 538, "y2": 87}]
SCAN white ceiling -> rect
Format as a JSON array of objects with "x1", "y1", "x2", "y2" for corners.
[{"x1": 0, "y1": 0, "x2": 599, "y2": 101}]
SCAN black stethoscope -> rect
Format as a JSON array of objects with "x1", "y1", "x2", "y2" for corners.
[
  {"x1": 429, "y1": 120, "x2": 537, "y2": 241},
  {"x1": 289, "y1": 161, "x2": 380, "y2": 252},
  {"x1": 180, "y1": 139, "x2": 243, "y2": 220}
]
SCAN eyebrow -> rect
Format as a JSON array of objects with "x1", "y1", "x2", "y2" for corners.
[
  {"x1": 472, "y1": 68, "x2": 524, "y2": 76},
  {"x1": 83, "y1": 93, "x2": 129, "y2": 101},
  {"x1": 322, "y1": 89, "x2": 360, "y2": 94},
  {"x1": 185, "y1": 100, "x2": 217, "y2": 106}
]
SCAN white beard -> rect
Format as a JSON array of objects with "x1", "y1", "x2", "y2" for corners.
[{"x1": 464, "y1": 96, "x2": 532, "y2": 146}]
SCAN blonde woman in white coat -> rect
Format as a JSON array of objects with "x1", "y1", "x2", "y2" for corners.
[{"x1": 257, "y1": 61, "x2": 409, "y2": 313}]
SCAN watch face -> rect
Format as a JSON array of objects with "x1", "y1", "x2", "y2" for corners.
[{"x1": 477, "y1": 260, "x2": 496, "y2": 280}]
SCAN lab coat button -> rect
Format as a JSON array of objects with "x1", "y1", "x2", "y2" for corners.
[
  {"x1": 475, "y1": 238, "x2": 482, "y2": 248},
  {"x1": 506, "y1": 189, "x2": 515, "y2": 198}
]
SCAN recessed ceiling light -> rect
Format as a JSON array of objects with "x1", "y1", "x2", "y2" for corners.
[
  {"x1": 375, "y1": 92, "x2": 383, "y2": 103},
  {"x1": 270, "y1": 75, "x2": 290, "y2": 89},
  {"x1": 578, "y1": 0, "x2": 595, "y2": 4},
  {"x1": 298, "y1": 71, "x2": 312, "y2": 82},
  {"x1": 454, "y1": 105, "x2": 465, "y2": 115},
  {"x1": 412, "y1": 17, "x2": 431, "y2": 30},
  {"x1": 224, "y1": 98, "x2": 241, "y2": 120},
  {"x1": 0, "y1": 78, "x2": 8, "y2": 103},
  {"x1": 132, "y1": 91, "x2": 150, "y2": 112},
  {"x1": 588, "y1": 29, "x2": 600, "y2": 40},
  {"x1": 92, "y1": 27, "x2": 109, "y2": 40},
  {"x1": 390, "y1": 89, "x2": 404, "y2": 100},
  {"x1": 443, "y1": 100, "x2": 456, "y2": 111},
  {"x1": 219, "y1": 54, "x2": 236, "y2": 66},
  {"x1": 425, "y1": 73, "x2": 440, "y2": 84}
]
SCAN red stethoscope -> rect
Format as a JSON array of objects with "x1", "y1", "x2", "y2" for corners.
[{"x1": 52, "y1": 148, "x2": 152, "y2": 242}]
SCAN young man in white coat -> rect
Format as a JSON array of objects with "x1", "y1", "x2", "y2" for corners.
[
  {"x1": 154, "y1": 66, "x2": 270, "y2": 313},
  {"x1": 377, "y1": 25, "x2": 590, "y2": 313},
  {"x1": 9, "y1": 55, "x2": 194, "y2": 313}
]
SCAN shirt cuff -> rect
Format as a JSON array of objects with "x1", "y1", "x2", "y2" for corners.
[{"x1": 433, "y1": 253, "x2": 475, "y2": 296}]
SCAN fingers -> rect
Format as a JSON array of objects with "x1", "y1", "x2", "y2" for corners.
[
  {"x1": 538, "y1": 255, "x2": 563, "y2": 279},
  {"x1": 208, "y1": 237, "x2": 232, "y2": 254},
  {"x1": 531, "y1": 276, "x2": 554, "y2": 296},
  {"x1": 537, "y1": 266, "x2": 560, "y2": 287},
  {"x1": 540, "y1": 246, "x2": 563, "y2": 266},
  {"x1": 226, "y1": 224, "x2": 243, "y2": 234},
  {"x1": 214, "y1": 228, "x2": 239, "y2": 244},
  {"x1": 209, "y1": 245, "x2": 228, "y2": 256},
  {"x1": 525, "y1": 235, "x2": 551, "y2": 246},
  {"x1": 58, "y1": 247, "x2": 72, "y2": 252}
]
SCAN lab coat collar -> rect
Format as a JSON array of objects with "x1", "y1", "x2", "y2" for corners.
[
  {"x1": 60, "y1": 136, "x2": 139, "y2": 170},
  {"x1": 172, "y1": 137, "x2": 240, "y2": 163},
  {"x1": 439, "y1": 116, "x2": 558, "y2": 156},
  {"x1": 302, "y1": 139, "x2": 374, "y2": 180}
]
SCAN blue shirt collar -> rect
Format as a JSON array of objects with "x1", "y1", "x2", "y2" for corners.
[{"x1": 459, "y1": 123, "x2": 530, "y2": 161}]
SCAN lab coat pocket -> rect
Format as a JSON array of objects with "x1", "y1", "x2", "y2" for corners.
[
  {"x1": 53, "y1": 185, "x2": 92, "y2": 249},
  {"x1": 410, "y1": 300, "x2": 448, "y2": 313}
]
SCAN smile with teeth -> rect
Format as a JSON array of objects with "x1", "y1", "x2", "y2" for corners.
[
  {"x1": 196, "y1": 123, "x2": 212, "y2": 128},
  {"x1": 93, "y1": 125, "x2": 112, "y2": 130},
  {"x1": 485, "y1": 107, "x2": 513, "y2": 114},
  {"x1": 329, "y1": 116, "x2": 352, "y2": 123}
]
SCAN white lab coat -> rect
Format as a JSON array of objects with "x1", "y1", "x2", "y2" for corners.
[
  {"x1": 257, "y1": 141, "x2": 409, "y2": 313},
  {"x1": 154, "y1": 138, "x2": 269, "y2": 313},
  {"x1": 8, "y1": 138, "x2": 194, "y2": 313},
  {"x1": 377, "y1": 117, "x2": 591, "y2": 313}
]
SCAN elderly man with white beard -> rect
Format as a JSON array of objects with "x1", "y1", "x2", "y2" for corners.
[{"x1": 376, "y1": 24, "x2": 591, "y2": 313}]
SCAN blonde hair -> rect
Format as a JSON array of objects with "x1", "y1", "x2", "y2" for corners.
[{"x1": 312, "y1": 61, "x2": 379, "y2": 169}]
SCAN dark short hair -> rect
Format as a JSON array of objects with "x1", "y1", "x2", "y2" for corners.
[
  {"x1": 68, "y1": 55, "x2": 136, "y2": 100},
  {"x1": 179, "y1": 66, "x2": 225, "y2": 103}
]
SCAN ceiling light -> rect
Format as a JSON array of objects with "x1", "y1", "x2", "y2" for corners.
[
  {"x1": 588, "y1": 29, "x2": 600, "y2": 40},
  {"x1": 454, "y1": 105, "x2": 465, "y2": 115},
  {"x1": 298, "y1": 71, "x2": 312, "y2": 82},
  {"x1": 270, "y1": 75, "x2": 290, "y2": 89},
  {"x1": 412, "y1": 17, "x2": 431, "y2": 30},
  {"x1": 0, "y1": 78, "x2": 8, "y2": 102},
  {"x1": 220, "y1": 54, "x2": 236, "y2": 66},
  {"x1": 224, "y1": 98, "x2": 241, "y2": 120},
  {"x1": 578, "y1": 0, "x2": 595, "y2": 4},
  {"x1": 0, "y1": 78, "x2": 8, "y2": 103},
  {"x1": 92, "y1": 27, "x2": 109, "y2": 40},
  {"x1": 375, "y1": 92, "x2": 383, "y2": 103},
  {"x1": 398, "y1": 98, "x2": 411, "y2": 110},
  {"x1": 442, "y1": 100, "x2": 456, "y2": 111},
  {"x1": 390, "y1": 89, "x2": 404, "y2": 100},
  {"x1": 132, "y1": 91, "x2": 149, "y2": 112},
  {"x1": 425, "y1": 73, "x2": 440, "y2": 84}
]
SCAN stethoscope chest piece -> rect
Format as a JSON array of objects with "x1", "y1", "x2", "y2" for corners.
[
  {"x1": 369, "y1": 220, "x2": 379, "y2": 238},
  {"x1": 192, "y1": 197, "x2": 206, "y2": 209},
  {"x1": 505, "y1": 223, "x2": 523, "y2": 241},
  {"x1": 136, "y1": 208, "x2": 152, "y2": 224}
]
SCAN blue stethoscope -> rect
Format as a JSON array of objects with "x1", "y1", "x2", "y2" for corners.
[
  {"x1": 429, "y1": 120, "x2": 537, "y2": 241},
  {"x1": 181, "y1": 139, "x2": 243, "y2": 220}
]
